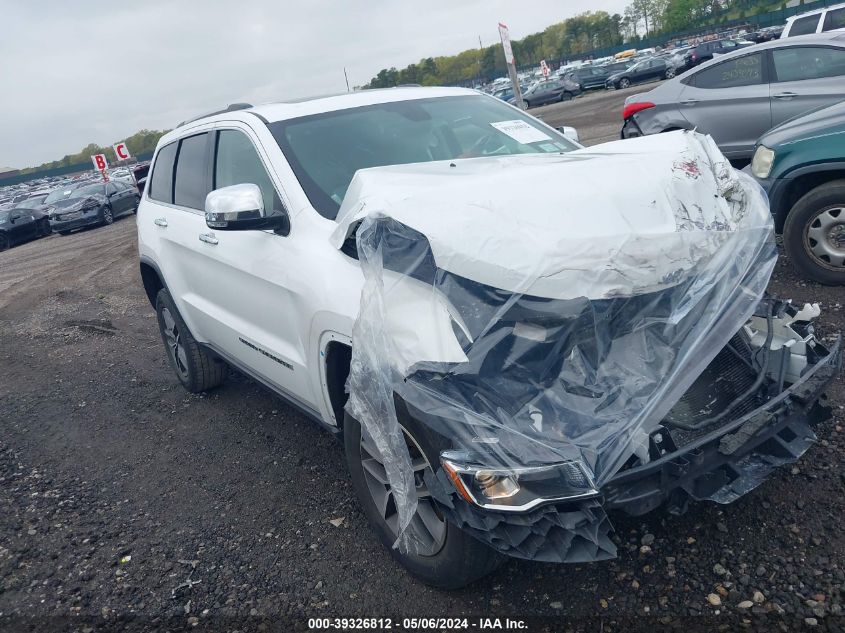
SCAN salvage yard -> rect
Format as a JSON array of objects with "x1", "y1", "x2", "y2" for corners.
[{"x1": 1, "y1": 89, "x2": 844, "y2": 629}]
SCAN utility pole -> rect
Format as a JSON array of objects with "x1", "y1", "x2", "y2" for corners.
[
  {"x1": 343, "y1": 67, "x2": 350, "y2": 92},
  {"x1": 499, "y1": 22, "x2": 524, "y2": 110},
  {"x1": 477, "y1": 35, "x2": 483, "y2": 87}
]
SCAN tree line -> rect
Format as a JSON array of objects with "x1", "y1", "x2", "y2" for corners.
[
  {"x1": 22, "y1": 128, "x2": 168, "y2": 174},
  {"x1": 366, "y1": 0, "x2": 782, "y2": 88}
]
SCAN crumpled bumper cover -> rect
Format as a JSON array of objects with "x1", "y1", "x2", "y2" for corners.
[{"x1": 422, "y1": 337, "x2": 840, "y2": 563}]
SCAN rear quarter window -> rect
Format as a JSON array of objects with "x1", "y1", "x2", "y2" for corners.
[
  {"x1": 823, "y1": 7, "x2": 845, "y2": 31},
  {"x1": 789, "y1": 14, "x2": 822, "y2": 36},
  {"x1": 148, "y1": 141, "x2": 178, "y2": 204}
]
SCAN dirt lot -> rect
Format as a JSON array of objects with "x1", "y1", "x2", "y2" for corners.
[{"x1": 1, "y1": 89, "x2": 844, "y2": 632}]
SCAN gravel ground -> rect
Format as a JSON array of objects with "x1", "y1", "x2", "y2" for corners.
[{"x1": 1, "y1": 93, "x2": 843, "y2": 632}]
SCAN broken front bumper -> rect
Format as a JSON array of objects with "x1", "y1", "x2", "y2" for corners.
[{"x1": 423, "y1": 337, "x2": 840, "y2": 563}]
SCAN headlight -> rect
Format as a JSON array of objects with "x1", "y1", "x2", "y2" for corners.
[
  {"x1": 751, "y1": 145, "x2": 776, "y2": 179},
  {"x1": 440, "y1": 451, "x2": 598, "y2": 512}
]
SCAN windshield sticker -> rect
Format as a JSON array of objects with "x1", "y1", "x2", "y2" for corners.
[
  {"x1": 490, "y1": 120, "x2": 552, "y2": 144},
  {"x1": 538, "y1": 142, "x2": 559, "y2": 153}
]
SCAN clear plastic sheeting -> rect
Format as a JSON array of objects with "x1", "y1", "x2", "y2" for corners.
[{"x1": 333, "y1": 131, "x2": 777, "y2": 552}]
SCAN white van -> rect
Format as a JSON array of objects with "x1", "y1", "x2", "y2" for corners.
[{"x1": 781, "y1": 2, "x2": 845, "y2": 37}]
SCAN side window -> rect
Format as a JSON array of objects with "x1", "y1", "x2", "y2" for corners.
[
  {"x1": 721, "y1": 40, "x2": 737, "y2": 49},
  {"x1": 173, "y1": 133, "x2": 209, "y2": 210},
  {"x1": 106, "y1": 183, "x2": 118, "y2": 195},
  {"x1": 214, "y1": 130, "x2": 283, "y2": 216},
  {"x1": 789, "y1": 14, "x2": 821, "y2": 36},
  {"x1": 148, "y1": 141, "x2": 177, "y2": 204},
  {"x1": 692, "y1": 53, "x2": 763, "y2": 88},
  {"x1": 773, "y1": 46, "x2": 845, "y2": 82},
  {"x1": 823, "y1": 7, "x2": 845, "y2": 31}
]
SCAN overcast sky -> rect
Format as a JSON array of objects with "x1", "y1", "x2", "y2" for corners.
[{"x1": 0, "y1": 0, "x2": 629, "y2": 168}]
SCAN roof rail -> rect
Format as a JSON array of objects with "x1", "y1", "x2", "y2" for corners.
[{"x1": 177, "y1": 103, "x2": 253, "y2": 127}]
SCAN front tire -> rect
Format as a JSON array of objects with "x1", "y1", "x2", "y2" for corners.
[
  {"x1": 783, "y1": 180, "x2": 845, "y2": 285},
  {"x1": 560, "y1": 91, "x2": 573, "y2": 102},
  {"x1": 155, "y1": 288, "x2": 227, "y2": 392},
  {"x1": 520, "y1": 100, "x2": 529, "y2": 110},
  {"x1": 0, "y1": 233, "x2": 9, "y2": 252},
  {"x1": 619, "y1": 78, "x2": 631, "y2": 89},
  {"x1": 344, "y1": 413, "x2": 503, "y2": 589},
  {"x1": 101, "y1": 205, "x2": 114, "y2": 226},
  {"x1": 665, "y1": 67, "x2": 676, "y2": 79}
]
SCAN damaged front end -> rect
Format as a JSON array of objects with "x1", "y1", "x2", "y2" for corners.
[{"x1": 333, "y1": 131, "x2": 841, "y2": 563}]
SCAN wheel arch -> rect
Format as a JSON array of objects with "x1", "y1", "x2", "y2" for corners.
[
  {"x1": 772, "y1": 165, "x2": 845, "y2": 233},
  {"x1": 139, "y1": 256, "x2": 166, "y2": 309}
]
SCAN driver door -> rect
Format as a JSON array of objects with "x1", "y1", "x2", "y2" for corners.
[{"x1": 180, "y1": 125, "x2": 318, "y2": 409}]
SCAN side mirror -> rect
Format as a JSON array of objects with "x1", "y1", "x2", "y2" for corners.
[
  {"x1": 556, "y1": 126, "x2": 581, "y2": 144},
  {"x1": 205, "y1": 183, "x2": 289, "y2": 235}
]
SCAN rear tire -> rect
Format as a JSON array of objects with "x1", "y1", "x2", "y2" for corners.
[
  {"x1": 344, "y1": 412, "x2": 504, "y2": 589},
  {"x1": 783, "y1": 180, "x2": 845, "y2": 285},
  {"x1": 155, "y1": 288, "x2": 227, "y2": 392}
]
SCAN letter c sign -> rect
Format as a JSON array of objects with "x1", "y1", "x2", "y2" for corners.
[{"x1": 113, "y1": 142, "x2": 131, "y2": 161}]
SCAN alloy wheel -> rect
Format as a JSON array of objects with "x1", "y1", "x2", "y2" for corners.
[
  {"x1": 805, "y1": 206, "x2": 845, "y2": 270},
  {"x1": 666, "y1": 67, "x2": 676, "y2": 79},
  {"x1": 161, "y1": 306, "x2": 189, "y2": 379},
  {"x1": 103, "y1": 207, "x2": 114, "y2": 225},
  {"x1": 619, "y1": 78, "x2": 631, "y2": 89},
  {"x1": 359, "y1": 426, "x2": 447, "y2": 557}
]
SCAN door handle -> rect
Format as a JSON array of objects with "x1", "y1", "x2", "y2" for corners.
[
  {"x1": 198, "y1": 232, "x2": 219, "y2": 245},
  {"x1": 680, "y1": 99, "x2": 699, "y2": 106},
  {"x1": 773, "y1": 92, "x2": 797, "y2": 99},
  {"x1": 154, "y1": 217, "x2": 168, "y2": 227}
]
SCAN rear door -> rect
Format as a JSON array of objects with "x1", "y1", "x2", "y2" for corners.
[
  {"x1": 769, "y1": 45, "x2": 845, "y2": 127},
  {"x1": 677, "y1": 51, "x2": 770, "y2": 158}
]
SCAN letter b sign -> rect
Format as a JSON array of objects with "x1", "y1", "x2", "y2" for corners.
[{"x1": 91, "y1": 154, "x2": 108, "y2": 172}]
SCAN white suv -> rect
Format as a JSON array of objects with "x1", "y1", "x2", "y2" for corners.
[
  {"x1": 782, "y1": 2, "x2": 845, "y2": 37},
  {"x1": 138, "y1": 87, "x2": 839, "y2": 588}
]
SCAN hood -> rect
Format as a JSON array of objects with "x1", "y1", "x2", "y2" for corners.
[
  {"x1": 52, "y1": 195, "x2": 102, "y2": 210},
  {"x1": 332, "y1": 131, "x2": 772, "y2": 301},
  {"x1": 759, "y1": 99, "x2": 845, "y2": 148}
]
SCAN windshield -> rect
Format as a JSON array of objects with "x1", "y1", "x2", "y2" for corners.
[
  {"x1": 44, "y1": 187, "x2": 77, "y2": 203},
  {"x1": 68, "y1": 184, "x2": 104, "y2": 199},
  {"x1": 269, "y1": 94, "x2": 579, "y2": 219}
]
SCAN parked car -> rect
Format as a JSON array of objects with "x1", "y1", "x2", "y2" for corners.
[
  {"x1": 748, "y1": 25, "x2": 785, "y2": 43},
  {"x1": 606, "y1": 57, "x2": 675, "y2": 89},
  {"x1": 515, "y1": 77, "x2": 581, "y2": 108},
  {"x1": 492, "y1": 87, "x2": 514, "y2": 102},
  {"x1": 564, "y1": 66, "x2": 610, "y2": 91},
  {"x1": 136, "y1": 87, "x2": 838, "y2": 588},
  {"x1": 782, "y1": 2, "x2": 845, "y2": 38},
  {"x1": 621, "y1": 33, "x2": 845, "y2": 160},
  {"x1": 48, "y1": 180, "x2": 140, "y2": 235},
  {"x1": 13, "y1": 190, "x2": 51, "y2": 212},
  {"x1": 750, "y1": 99, "x2": 845, "y2": 285},
  {"x1": 0, "y1": 207, "x2": 51, "y2": 251},
  {"x1": 602, "y1": 60, "x2": 636, "y2": 75},
  {"x1": 680, "y1": 39, "x2": 753, "y2": 70}
]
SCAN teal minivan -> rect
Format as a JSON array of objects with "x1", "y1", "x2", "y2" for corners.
[{"x1": 751, "y1": 99, "x2": 845, "y2": 285}]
